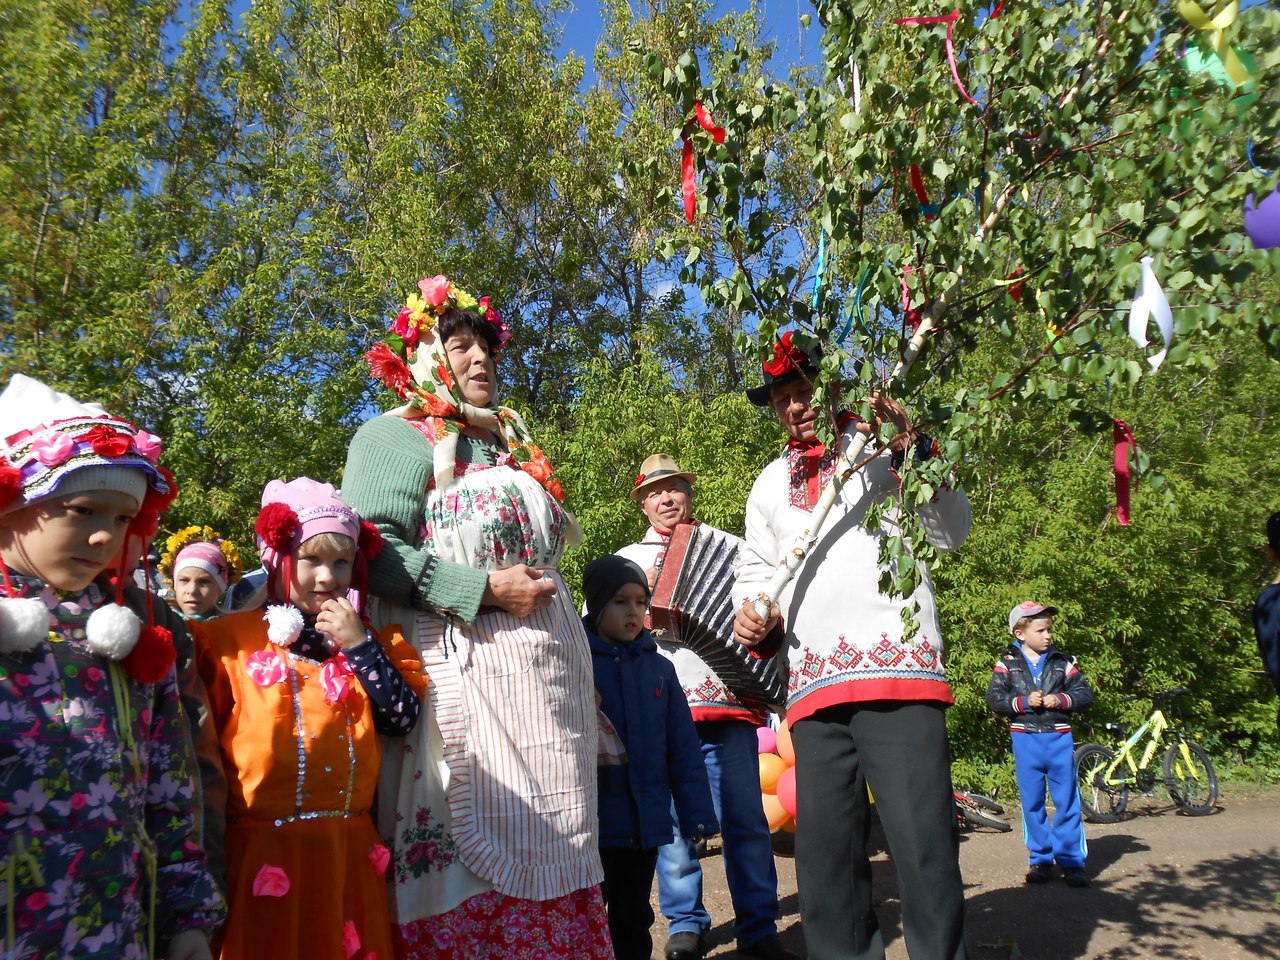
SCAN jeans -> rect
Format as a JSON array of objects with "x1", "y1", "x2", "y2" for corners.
[{"x1": 656, "y1": 720, "x2": 780, "y2": 947}]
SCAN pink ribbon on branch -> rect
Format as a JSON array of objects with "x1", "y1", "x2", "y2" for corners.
[
  {"x1": 681, "y1": 100, "x2": 727, "y2": 223},
  {"x1": 894, "y1": 8, "x2": 981, "y2": 107},
  {"x1": 1113, "y1": 418, "x2": 1135, "y2": 526}
]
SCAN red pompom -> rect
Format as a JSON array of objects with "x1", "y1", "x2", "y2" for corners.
[
  {"x1": 123, "y1": 625, "x2": 177, "y2": 684},
  {"x1": 141, "y1": 466, "x2": 179, "y2": 516},
  {"x1": 255, "y1": 502, "x2": 300, "y2": 551},
  {"x1": 0, "y1": 462, "x2": 22, "y2": 510},
  {"x1": 358, "y1": 520, "x2": 384, "y2": 560},
  {"x1": 762, "y1": 331, "x2": 806, "y2": 378},
  {"x1": 132, "y1": 509, "x2": 161, "y2": 542}
]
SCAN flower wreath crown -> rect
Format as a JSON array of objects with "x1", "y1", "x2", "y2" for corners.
[
  {"x1": 366, "y1": 275, "x2": 512, "y2": 400},
  {"x1": 158, "y1": 525, "x2": 244, "y2": 590}
]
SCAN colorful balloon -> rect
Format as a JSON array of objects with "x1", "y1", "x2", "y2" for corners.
[
  {"x1": 757, "y1": 726, "x2": 777, "y2": 755},
  {"x1": 1245, "y1": 190, "x2": 1280, "y2": 250},
  {"x1": 776, "y1": 720, "x2": 795, "y2": 765},
  {"x1": 761, "y1": 792, "x2": 790, "y2": 831},
  {"x1": 759, "y1": 753, "x2": 787, "y2": 794},
  {"x1": 776, "y1": 765, "x2": 798, "y2": 819}
]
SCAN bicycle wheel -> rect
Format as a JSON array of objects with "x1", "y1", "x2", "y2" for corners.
[
  {"x1": 1163, "y1": 741, "x2": 1218, "y2": 815},
  {"x1": 955, "y1": 797, "x2": 1012, "y2": 832},
  {"x1": 1075, "y1": 743, "x2": 1129, "y2": 823},
  {"x1": 956, "y1": 790, "x2": 1005, "y2": 816}
]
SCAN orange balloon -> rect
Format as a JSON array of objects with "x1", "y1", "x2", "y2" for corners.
[
  {"x1": 776, "y1": 720, "x2": 795, "y2": 765},
  {"x1": 776, "y1": 765, "x2": 797, "y2": 818},
  {"x1": 761, "y1": 792, "x2": 790, "y2": 831},
  {"x1": 759, "y1": 753, "x2": 787, "y2": 793},
  {"x1": 780, "y1": 815, "x2": 796, "y2": 833}
]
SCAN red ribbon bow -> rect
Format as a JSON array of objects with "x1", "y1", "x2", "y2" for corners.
[{"x1": 681, "y1": 101, "x2": 726, "y2": 223}]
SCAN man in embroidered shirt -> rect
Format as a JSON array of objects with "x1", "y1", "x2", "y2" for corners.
[
  {"x1": 732, "y1": 331, "x2": 973, "y2": 960},
  {"x1": 615, "y1": 455, "x2": 794, "y2": 960}
]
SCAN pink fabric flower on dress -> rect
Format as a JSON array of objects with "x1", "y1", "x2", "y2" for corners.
[
  {"x1": 245, "y1": 650, "x2": 287, "y2": 687},
  {"x1": 321, "y1": 654, "x2": 354, "y2": 705},
  {"x1": 368, "y1": 842, "x2": 391, "y2": 876},
  {"x1": 342, "y1": 920, "x2": 361, "y2": 959},
  {"x1": 418, "y1": 275, "x2": 451, "y2": 308},
  {"x1": 30, "y1": 430, "x2": 75, "y2": 466},
  {"x1": 131, "y1": 430, "x2": 163, "y2": 462},
  {"x1": 251, "y1": 864, "x2": 290, "y2": 897}
]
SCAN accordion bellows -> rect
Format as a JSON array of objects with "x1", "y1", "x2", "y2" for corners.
[{"x1": 650, "y1": 524, "x2": 787, "y2": 711}]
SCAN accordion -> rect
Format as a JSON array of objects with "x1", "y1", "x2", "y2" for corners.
[{"x1": 650, "y1": 523, "x2": 787, "y2": 712}]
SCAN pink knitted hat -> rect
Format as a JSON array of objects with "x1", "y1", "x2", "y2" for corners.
[
  {"x1": 254, "y1": 478, "x2": 382, "y2": 612},
  {"x1": 174, "y1": 541, "x2": 233, "y2": 593}
]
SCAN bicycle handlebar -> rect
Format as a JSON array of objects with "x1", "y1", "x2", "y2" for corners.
[{"x1": 1118, "y1": 687, "x2": 1192, "y2": 704}]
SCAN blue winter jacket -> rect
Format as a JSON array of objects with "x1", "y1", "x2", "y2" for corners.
[{"x1": 587, "y1": 620, "x2": 719, "y2": 850}]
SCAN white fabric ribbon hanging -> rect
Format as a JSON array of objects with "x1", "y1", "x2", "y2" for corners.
[{"x1": 1127, "y1": 256, "x2": 1173, "y2": 371}]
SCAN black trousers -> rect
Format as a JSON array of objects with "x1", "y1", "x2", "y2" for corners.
[
  {"x1": 792, "y1": 702, "x2": 968, "y2": 960},
  {"x1": 600, "y1": 846, "x2": 660, "y2": 960}
]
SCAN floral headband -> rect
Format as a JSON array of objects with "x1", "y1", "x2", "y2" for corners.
[
  {"x1": 159, "y1": 525, "x2": 243, "y2": 592},
  {"x1": 366, "y1": 275, "x2": 512, "y2": 404}
]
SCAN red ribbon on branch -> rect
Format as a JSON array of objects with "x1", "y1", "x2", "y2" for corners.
[
  {"x1": 901, "y1": 264, "x2": 923, "y2": 332},
  {"x1": 1113, "y1": 418, "x2": 1135, "y2": 526},
  {"x1": 893, "y1": 8, "x2": 981, "y2": 107},
  {"x1": 681, "y1": 101, "x2": 726, "y2": 223}
]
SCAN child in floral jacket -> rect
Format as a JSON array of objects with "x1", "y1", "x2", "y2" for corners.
[{"x1": 0, "y1": 374, "x2": 224, "y2": 960}]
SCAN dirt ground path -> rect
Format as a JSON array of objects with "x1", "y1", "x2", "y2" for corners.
[{"x1": 661, "y1": 783, "x2": 1280, "y2": 959}]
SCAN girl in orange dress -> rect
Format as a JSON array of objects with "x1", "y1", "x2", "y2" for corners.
[{"x1": 194, "y1": 478, "x2": 424, "y2": 960}]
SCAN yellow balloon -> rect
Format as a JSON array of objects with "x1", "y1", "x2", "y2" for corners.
[
  {"x1": 761, "y1": 792, "x2": 790, "y2": 831},
  {"x1": 776, "y1": 720, "x2": 795, "y2": 765},
  {"x1": 759, "y1": 753, "x2": 787, "y2": 793}
]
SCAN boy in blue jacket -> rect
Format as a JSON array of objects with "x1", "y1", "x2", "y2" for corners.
[
  {"x1": 987, "y1": 601, "x2": 1094, "y2": 888},
  {"x1": 583, "y1": 555, "x2": 718, "y2": 960}
]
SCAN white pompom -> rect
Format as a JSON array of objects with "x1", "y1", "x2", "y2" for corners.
[
  {"x1": 264, "y1": 604, "x2": 304, "y2": 647},
  {"x1": 0, "y1": 598, "x2": 53, "y2": 654},
  {"x1": 85, "y1": 603, "x2": 142, "y2": 660}
]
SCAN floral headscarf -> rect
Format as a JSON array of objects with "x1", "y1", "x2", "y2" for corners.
[{"x1": 366, "y1": 276, "x2": 571, "y2": 509}]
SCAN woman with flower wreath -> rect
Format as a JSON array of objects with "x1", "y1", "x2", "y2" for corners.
[
  {"x1": 342, "y1": 276, "x2": 611, "y2": 958},
  {"x1": 0, "y1": 374, "x2": 224, "y2": 959},
  {"x1": 159, "y1": 526, "x2": 243, "y2": 621}
]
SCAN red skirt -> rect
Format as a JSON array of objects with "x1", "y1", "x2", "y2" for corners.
[{"x1": 393, "y1": 886, "x2": 613, "y2": 959}]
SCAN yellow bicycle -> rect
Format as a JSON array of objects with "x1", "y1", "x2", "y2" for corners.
[{"x1": 1074, "y1": 687, "x2": 1218, "y2": 823}]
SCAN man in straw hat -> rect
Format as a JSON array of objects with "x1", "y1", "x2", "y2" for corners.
[
  {"x1": 615, "y1": 455, "x2": 795, "y2": 960},
  {"x1": 733, "y1": 332, "x2": 973, "y2": 960}
]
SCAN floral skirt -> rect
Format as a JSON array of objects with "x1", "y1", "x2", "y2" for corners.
[{"x1": 393, "y1": 886, "x2": 613, "y2": 959}]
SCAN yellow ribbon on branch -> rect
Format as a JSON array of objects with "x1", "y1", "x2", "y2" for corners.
[{"x1": 1178, "y1": 0, "x2": 1253, "y2": 87}]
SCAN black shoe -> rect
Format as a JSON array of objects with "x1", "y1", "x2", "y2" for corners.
[
  {"x1": 738, "y1": 935, "x2": 802, "y2": 960},
  {"x1": 665, "y1": 931, "x2": 706, "y2": 960},
  {"x1": 1062, "y1": 867, "x2": 1091, "y2": 888},
  {"x1": 1025, "y1": 863, "x2": 1053, "y2": 884}
]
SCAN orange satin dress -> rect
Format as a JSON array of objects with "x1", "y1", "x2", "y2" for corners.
[{"x1": 195, "y1": 611, "x2": 426, "y2": 960}]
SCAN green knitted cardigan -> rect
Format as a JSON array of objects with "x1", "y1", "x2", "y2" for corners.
[{"x1": 341, "y1": 414, "x2": 493, "y2": 623}]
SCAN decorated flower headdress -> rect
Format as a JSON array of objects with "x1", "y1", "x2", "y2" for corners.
[
  {"x1": 0, "y1": 374, "x2": 180, "y2": 684},
  {"x1": 253, "y1": 477, "x2": 383, "y2": 646},
  {"x1": 365, "y1": 275, "x2": 574, "y2": 520},
  {"x1": 159, "y1": 525, "x2": 243, "y2": 597}
]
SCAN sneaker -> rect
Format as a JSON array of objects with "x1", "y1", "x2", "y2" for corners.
[
  {"x1": 1063, "y1": 867, "x2": 1091, "y2": 888},
  {"x1": 1024, "y1": 864, "x2": 1054, "y2": 884},
  {"x1": 738, "y1": 935, "x2": 802, "y2": 960},
  {"x1": 665, "y1": 932, "x2": 706, "y2": 960}
]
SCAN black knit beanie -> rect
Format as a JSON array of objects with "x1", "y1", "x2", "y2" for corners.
[{"x1": 582, "y1": 555, "x2": 650, "y2": 630}]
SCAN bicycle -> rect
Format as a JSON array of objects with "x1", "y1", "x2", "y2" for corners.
[
  {"x1": 954, "y1": 788, "x2": 1012, "y2": 832},
  {"x1": 1074, "y1": 687, "x2": 1218, "y2": 823}
]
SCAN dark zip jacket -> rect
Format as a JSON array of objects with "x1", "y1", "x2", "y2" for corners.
[
  {"x1": 587, "y1": 621, "x2": 718, "y2": 849},
  {"x1": 986, "y1": 642, "x2": 1094, "y2": 734}
]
